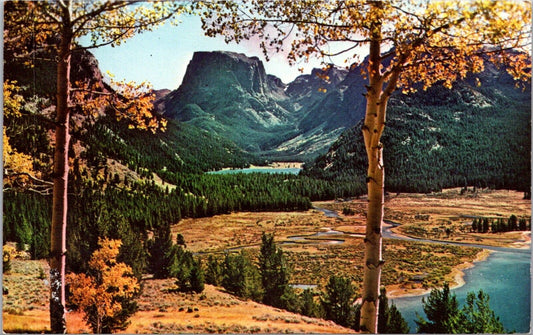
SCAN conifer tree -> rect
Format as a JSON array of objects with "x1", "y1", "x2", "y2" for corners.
[
  {"x1": 205, "y1": 255, "x2": 223, "y2": 286},
  {"x1": 222, "y1": 251, "x2": 263, "y2": 301},
  {"x1": 321, "y1": 276, "x2": 358, "y2": 329},
  {"x1": 519, "y1": 217, "x2": 527, "y2": 231},
  {"x1": 471, "y1": 219, "x2": 478, "y2": 233},
  {"x1": 259, "y1": 233, "x2": 291, "y2": 309},
  {"x1": 460, "y1": 290, "x2": 505, "y2": 333},
  {"x1": 300, "y1": 289, "x2": 321, "y2": 318},
  {"x1": 378, "y1": 287, "x2": 409, "y2": 333},
  {"x1": 483, "y1": 218, "x2": 490, "y2": 233},
  {"x1": 416, "y1": 283, "x2": 463, "y2": 333},
  {"x1": 189, "y1": 259, "x2": 205, "y2": 294},
  {"x1": 147, "y1": 222, "x2": 176, "y2": 279}
]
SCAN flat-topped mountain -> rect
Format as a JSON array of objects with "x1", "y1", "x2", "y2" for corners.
[
  {"x1": 161, "y1": 51, "x2": 352, "y2": 157},
  {"x1": 162, "y1": 51, "x2": 298, "y2": 152}
]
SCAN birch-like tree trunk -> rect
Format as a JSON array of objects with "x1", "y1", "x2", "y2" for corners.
[
  {"x1": 50, "y1": 1, "x2": 72, "y2": 332},
  {"x1": 359, "y1": 3, "x2": 385, "y2": 332}
]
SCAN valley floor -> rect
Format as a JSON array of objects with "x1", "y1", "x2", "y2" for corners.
[{"x1": 3, "y1": 188, "x2": 530, "y2": 333}]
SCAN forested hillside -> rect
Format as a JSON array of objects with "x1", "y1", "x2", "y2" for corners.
[
  {"x1": 3, "y1": 171, "x2": 362, "y2": 268},
  {"x1": 4, "y1": 36, "x2": 530, "y2": 279},
  {"x1": 303, "y1": 63, "x2": 531, "y2": 194}
]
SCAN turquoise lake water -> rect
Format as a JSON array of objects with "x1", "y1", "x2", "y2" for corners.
[
  {"x1": 208, "y1": 167, "x2": 301, "y2": 175},
  {"x1": 393, "y1": 249, "x2": 531, "y2": 333}
]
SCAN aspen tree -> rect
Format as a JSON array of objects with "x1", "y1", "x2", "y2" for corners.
[
  {"x1": 200, "y1": 1, "x2": 531, "y2": 332},
  {"x1": 4, "y1": 2, "x2": 187, "y2": 332}
]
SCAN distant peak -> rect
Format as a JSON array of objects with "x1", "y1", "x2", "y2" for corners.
[{"x1": 192, "y1": 51, "x2": 262, "y2": 65}]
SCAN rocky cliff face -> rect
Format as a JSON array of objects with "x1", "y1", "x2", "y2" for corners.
[
  {"x1": 162, "y1": 51, "x2": 299, "y2": 152},
  {"x1": 162, "y1": 51, "x2": 356, "y2": 158}
]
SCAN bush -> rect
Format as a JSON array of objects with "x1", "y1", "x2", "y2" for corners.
[{"x1": 342, "y1": 207, "x2": 355, "y2": 216}]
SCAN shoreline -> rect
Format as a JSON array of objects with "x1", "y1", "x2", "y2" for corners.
[
  {"x1": 386, "y1": 248, "x2": 493, "y2": 299},
  {"x1": 249, "y1": 161, "x2": 304, "y2": 169},
  {"x1": 210, "y1": 162, "x2": 303, "y2": 173}
]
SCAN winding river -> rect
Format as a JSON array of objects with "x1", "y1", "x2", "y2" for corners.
[
  {"x1": 222, "y1": 206, "x2": 529, "y2": 332},
  {"x1": 310, "y1": 208, "x2": 531, "y2": 333}
]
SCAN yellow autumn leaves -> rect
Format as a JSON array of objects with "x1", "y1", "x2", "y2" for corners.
[
  {"x1": 3, "y1": 81, "x2": 35, "y2": 187},
  {"x1": 67, "y1": 238, "x2": 139, "y2": 333}
]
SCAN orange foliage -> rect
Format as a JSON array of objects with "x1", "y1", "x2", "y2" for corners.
[{"x1": 67, "y1": 238, "x2": 139, "y2": 333}]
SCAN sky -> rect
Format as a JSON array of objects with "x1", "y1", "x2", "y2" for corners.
[{"x1": 84, "y1": 15, "x2": 330, "y2": 91}]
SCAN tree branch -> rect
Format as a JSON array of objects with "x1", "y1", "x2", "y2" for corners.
[{"x1": 5, "y1": 172, "x2": 53, "y2": 186}]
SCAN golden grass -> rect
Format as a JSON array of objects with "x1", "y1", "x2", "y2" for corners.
[
  {"x1": 3, "y1": 309, "x2": 50, "y2": 333},
  {"x1": 122, "y1": 283, "x2": 354, "y2": 334},
  {"x1": 173, "y1": 210, "x2": 339, "y2": 253}
]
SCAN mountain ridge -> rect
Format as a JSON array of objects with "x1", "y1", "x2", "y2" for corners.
[
  {"x1": 162, "y1": 51, "x2": 358, "y2": 158},
  {"x1": 302, "y1": 63, "x2": 531, "y2": 193}
]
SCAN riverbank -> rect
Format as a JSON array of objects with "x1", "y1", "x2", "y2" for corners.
[
  {"x1": 394, "y1": 247, "x2": 531, "y2": 333},
  {"x1": 386, "y1": 249, "x2": 493, "y2": 299}
]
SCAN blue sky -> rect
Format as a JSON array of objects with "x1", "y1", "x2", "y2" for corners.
[{"x1": 84, "y1": 15, "x2": 328, "y2": 90}]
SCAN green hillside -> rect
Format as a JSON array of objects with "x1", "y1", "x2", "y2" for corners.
[
  {"x1": 80, "y1": 116, "x2": 256, "y2": 174},
  {"x1": 302, "y1": 69, "x2": 531, "y2": 194}
]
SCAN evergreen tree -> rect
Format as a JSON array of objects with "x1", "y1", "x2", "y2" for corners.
[
  {"x1": 519, "y1": 217, "x2": 527, "y2": 231},
  {"x1": 300, "y1": 289, "x2": 321, "y2": 318},
  {"x1": 205, "y1": 255, "x2": 223, "y2": 286},
  {"x1": 378, "y1": 287, "x2": 389, "y2": 333},
  {"x1": 321, "y1": 276, "x2": 358, "y2": 329},
  {"x1": 222, "y1": 251, "x2": 263, "y2": 301},
  {"x1": 499, "y1": 218, "x2": 508, "y2": 232},
  {"x1": 173, "y1": 248, "x2": 204, "y2": 293},
  {"x1": 259, "y1": 233, "x2": 291, "y2": 309},
  {"x1": 482, "y1": 218, "x2": 490, "y2": 233},
  {"x1": 491, "y1": 220, "x2": 499, "y2": 233},
  {"x1": 460, "y1": 290, "x2": 505, "y2": 333},
  {"x1": 387, "y1": 303, "x2": 410, "y2": 334},
  {"x1": 378, "y1": 287, "x2": 409, "y2": 333},
  {"x1": 471, "y1": 219, "x2": 478, "y2": 233},
  {"x1": 147, "y1": 223, "x2": 177, "y2": 279},
  {"x1": 509, "y1": 215, "x2": 519, "y2": 231},
  {"x1": 188, "y1": 258, "x2": 205, "y2": 294},
  {"x1": 416, "y1": 283, "x2": 463, "y2": 333}
]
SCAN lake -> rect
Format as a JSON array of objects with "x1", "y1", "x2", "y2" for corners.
[
  {"x1": 393, "y1": 249, "x2": 531, "y2": 333},
  {"x1": 208, "y1": 167, "x2": 302, "y2": 175}
]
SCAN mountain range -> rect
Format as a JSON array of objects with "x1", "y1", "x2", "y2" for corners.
[
  {"x1": 302, "y1": 60, "x2": 531, "y2": 193},
  {"x1": 4, "y1": 48, "x2": 531, "y2": 192}
]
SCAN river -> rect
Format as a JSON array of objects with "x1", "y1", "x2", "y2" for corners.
[
  {"x1": 394, "y1": 249, "x2": 531, "y2": 333},
  {"x1": 315, "y1": 208, "x2": 531, "y2": 333}
]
